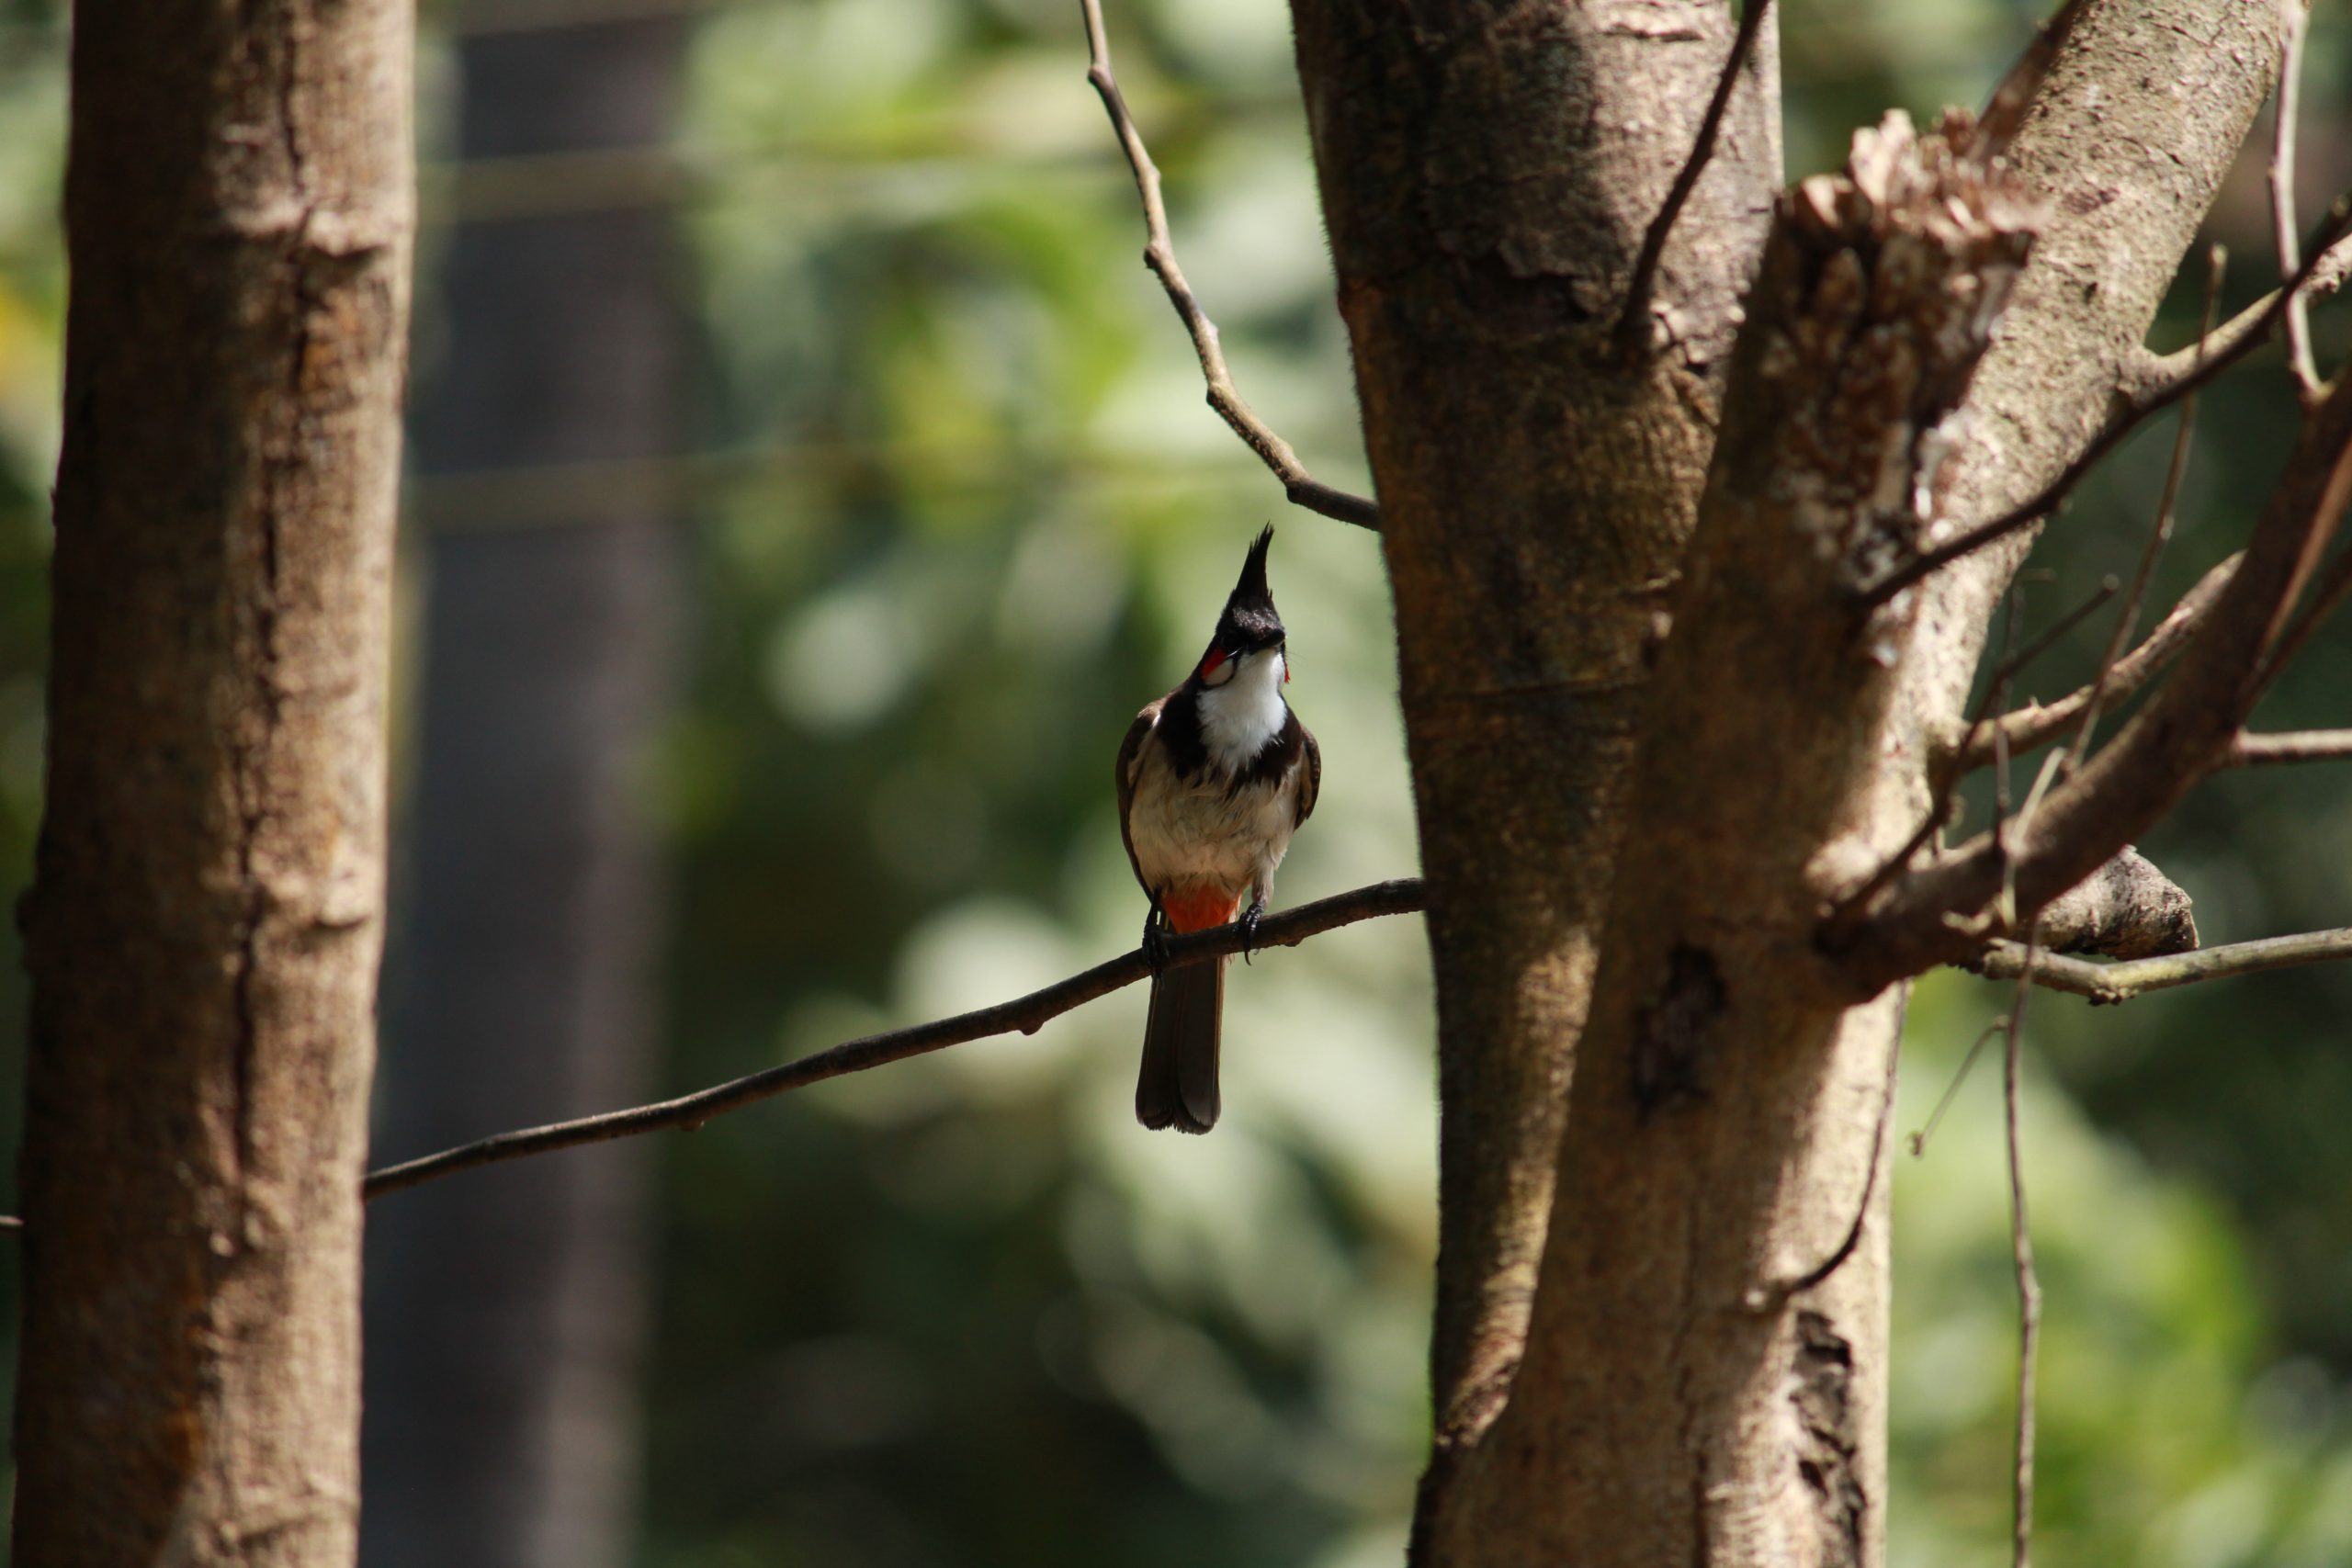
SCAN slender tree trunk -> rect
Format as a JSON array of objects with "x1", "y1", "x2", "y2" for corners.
[
  {"x1": 362, "y1": 17, "x2": 683, "y2": 1568},
  {"x1": 10, "y1": 0, "x2": 413, "y2": 1563},
  {"x1": 1288, "y1": 1, "x2": 2288, "y2": 1562}
]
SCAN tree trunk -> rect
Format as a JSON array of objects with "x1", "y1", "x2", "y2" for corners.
[
  {"x1": 1285, "y1": 0, "x2": 1781, "y2": 1461},
  {"x1": 1288, "y1": 0, "x2": 2288, "y2": 1562},
  {"x1": 362, "y1": 17, "x2": 683, "y2": 1568},
  {"x1": 10, "y1": 1, "x2": 412, "y2": 1563}
]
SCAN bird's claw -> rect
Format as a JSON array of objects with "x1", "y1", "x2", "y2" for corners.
[
  {"x1": 1237, "y1": 899, "x2": 1265, "y2": 964},
  {"x1": 1141, "y1": 915, "x2": 1173, "y2": 974}
]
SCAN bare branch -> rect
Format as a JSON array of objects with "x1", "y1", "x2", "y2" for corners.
[
  {"x1": 2126, "y1": 228, "x2": 2352, "y2": 402},
  {"x1": 2270, "y1": 0, "x2": 2322, "y2": 400},
  {"x1": 2002, "y1": 928, "x2": 2042, "y2": 1568},
  {"x1": 1832, "y1": 579, "x2": 2113, "y2": 933},
  {"x1": 1837, "y1": 371, "x2": 2352, "y2": 993},
  {"x1": 1909, "y1": 1018, "x2": 2006, "y2": 1159},
  {"x1": 1866, "y1": 209, "x2": 2352, "y2": 610},
  {"x1": 362, "y1": 878, "x2": 1425, "y2": 1200},
  {"x1": 1770, "y1": 1027, "x2": 1899, "y2": 1300},
  {"x1": 2061, "y1": 247, "x2": 2223, "y2": 777},
  {"x1": 1954, "y1": 554, "x2": 2238, "y2": 773},
  {"x1": 2255, "y1": 536, "x2": 2352, "y2": 690},
  {"x1": 2231, "y1": 729, "x2": 2352, "y2": 765},
  {"x1": 1079, "y1": 0, "x2": 1379, "y2": 530},
  {"x1": 1614, "y1": 0, "x2": 1774, "y2": 355},
  {"x1": 1975, "y1": 923, "x2": 2352, "y2": 1003}
]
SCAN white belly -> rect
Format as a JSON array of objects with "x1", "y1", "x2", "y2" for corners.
[{"x1": 1127, "y1": 747, "x2": 1297, "y2": 898}]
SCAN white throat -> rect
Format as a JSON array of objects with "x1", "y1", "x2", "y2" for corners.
[{"x1": 1197, "y1": 649, "x2": 1287, "y2": 773}]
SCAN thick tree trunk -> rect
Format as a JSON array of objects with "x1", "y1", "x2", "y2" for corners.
[
  {"x1": 10, "y1": 1, "x2": 412, "y2": 1564},
  {"x1": 362, "y1": 17, "x2": 683, "y2": 1567},
  {"x1": 1290, "y1": 1, "x2": 2288, "y2": 1563},
  {"x1": 1285, "y1": 0, "x2": 1781, "y2": 1458}
]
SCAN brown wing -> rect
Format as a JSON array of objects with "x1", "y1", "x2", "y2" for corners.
[
  {"x1": 1293, "y1": 716, "x2": 1319, "y2": 829},
  {"x1": 1114, "y1": 694, "x2": 1167, "y2": 895}
]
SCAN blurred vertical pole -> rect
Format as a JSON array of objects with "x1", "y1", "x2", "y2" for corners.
[{"x1": 361, "y1": 14, "x2": 686, "y2": 1568}]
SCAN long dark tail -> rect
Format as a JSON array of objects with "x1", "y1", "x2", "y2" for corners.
[{"x1": 1136, "y1": 957, "x2": 1226, "y2": 1134}]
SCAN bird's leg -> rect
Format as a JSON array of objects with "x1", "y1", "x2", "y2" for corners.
[
  {"x1": 1236, "y1": 896, "x2": 1266, "y2": 964},
  {"x1": 1141, "y1": 899, "x2": 1173, "y2": 973}
]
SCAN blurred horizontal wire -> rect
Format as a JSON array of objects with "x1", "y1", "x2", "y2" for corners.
[
  {"x1": 437, "y1": 0, "x2": 710, "y2": 37},
  {"x1": 427, "y1": 143, "x2": 1121, "y2": 223}
]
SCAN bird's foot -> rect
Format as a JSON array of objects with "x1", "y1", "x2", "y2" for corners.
[
  {"x1": 1141, "y1": 915, "x2": 1173, "y2": 974},
  {"x1": 1237, "y1": 898, "x2": 1266, "y2": 964}
]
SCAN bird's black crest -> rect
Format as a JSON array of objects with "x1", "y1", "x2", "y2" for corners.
[{"x1": 1216, "y1": 525, "x2": 1283, "y2": 649}]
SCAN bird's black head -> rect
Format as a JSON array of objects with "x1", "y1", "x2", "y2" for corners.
[{"x1": 1194, "y1": 525, "x2": 1286, "y2": 685}]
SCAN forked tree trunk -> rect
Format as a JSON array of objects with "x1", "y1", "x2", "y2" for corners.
[
  {"x1": 10, "y1": 2, "x2": 412, "y2": 1564},
  {"x1": 1287, "y1": 1, "x2": 2287, "y2": 1563}
]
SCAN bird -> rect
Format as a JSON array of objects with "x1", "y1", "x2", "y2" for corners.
[{"x1": 1114, "y1": 525, "x2": 1319, "y2": 1134}]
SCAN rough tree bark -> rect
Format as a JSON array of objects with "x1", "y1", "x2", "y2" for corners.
[
  {"x1": 1286, "y1": 1, "x2": 2289, "y2": 1563},
  {"x1": 1284, "y1": 0, "x2": 1782, "y2": 1462},
  {"x1": 363, "y1": 16, "x2": 683, "y2": 1568},
  {"x1": 10, "y1": 1, "x2": 412, "y2": 1564}
]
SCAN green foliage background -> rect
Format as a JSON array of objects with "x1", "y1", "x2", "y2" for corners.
[{"x1": 5, "y1": 0, "x2": 2352, "y2": 1562}]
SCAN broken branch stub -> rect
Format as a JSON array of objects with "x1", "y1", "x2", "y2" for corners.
[{"x1": 1730, "y1": 111, "x2": 2038, "y2": 613}]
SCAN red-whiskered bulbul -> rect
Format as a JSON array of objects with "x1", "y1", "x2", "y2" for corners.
[{"x1": 1115, "y1": 525, "x2": 1319, "y2": 1134}]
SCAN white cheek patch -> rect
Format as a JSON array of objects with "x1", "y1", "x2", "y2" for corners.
[{"x1": 1196, "y1": 649, "x2": 1287, "y2": 773}]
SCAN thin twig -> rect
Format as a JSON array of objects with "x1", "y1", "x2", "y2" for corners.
[
  {"x1": 362, "y1": 878, "x2": 1425, "y2": 1200},
  {"x1": 1079, "y1": 0, "x2": 1379, "y2": 530},
  {"x1": 1776, "y1": 1022, "x2": 1901, "y2": 1298},
  {"x1": 2255, "y1": 541, "x2": 2352, "y2": 693},
  {"x1": 1909, "y1": 1019, "x2": 2007, "y2": 1158},
  {"x1": 2230, "y1": 729, "x2": 2352, "y2": 765},
  {"x1": 1866, "y1": 209, "x2": 2352, "y2": 610},
  {"x1": 1953, "y1": 554, "x2": 2238, "y2": 773},
  {"x1": 2003, "y1": 927, "x2": 2043, "y2": 1568},
  {"x1": 2271, "y1": 0, "x2": 2322, "y2": 401},
  {"x1": 1836, "y1": 374, "x2": 2352, "y2": 994},
  {"x1": 2127, "y1": 229, "x2": 2352, "y2": 401},
  {"x1": 2062, "y1": 249, "x2": 2224, "y2": 777},
  {"x1": 1614, "y1": 0, "x2": 1774, "y2": 355},
  {"x1": 1974, "y1": 923, "x2": 2352, "y2": 1002}
]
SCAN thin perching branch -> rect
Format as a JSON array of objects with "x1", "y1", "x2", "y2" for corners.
[
  {"x1": 363, "y1": 877, "x2": 1425, "y2": 1200},
  {"x1": 1867, "y1": 208, "x2": 2352, "y2": 610},
  {"x1": 1614, "y1": 0, "x2": 1774, "y2": 355},
  {"x1": 2270, "y1": 0, "x2": 2322, "y2": 401},
  {"x1": 1976, "y1": 923, "x2": 2352, "y2": 1003},
  {"x1": 1078, "y1": 0, "x2": 1380, "y2": 530}
]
